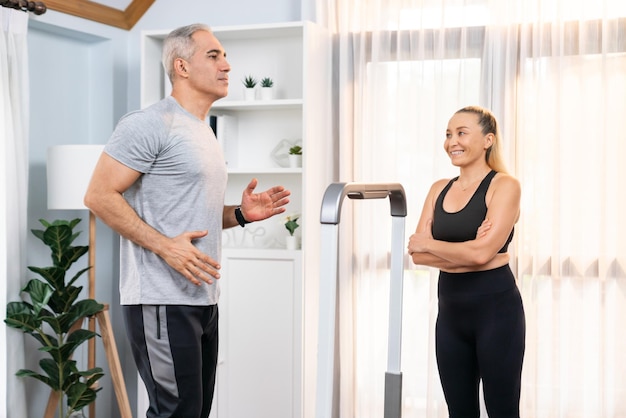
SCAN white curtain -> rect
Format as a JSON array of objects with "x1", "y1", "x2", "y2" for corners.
[
  {"x1": 0, "y1": 7, "x2": 29, "y2": 418},
  {"x1": 317, "y1": 0, "x2": 626, "y2": 416}
]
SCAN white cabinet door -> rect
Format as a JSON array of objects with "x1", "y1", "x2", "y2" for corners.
[{"x1": 216, "y1": 248, "x2": 302, "y2": 418}]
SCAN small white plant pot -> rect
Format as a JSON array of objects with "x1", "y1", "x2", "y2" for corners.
[
  {"x1": 260, "y1": 87, "x2": 274, "y2": 100},
  {"x1": 285, "y1": 235, "x2": 300, "y2": 250},
  {"x1": 288, "y1": 154, "x2": 302, "y2": 168},
  {"x1": 244, "y1": 88, "x2": 256, "y2": 101}
]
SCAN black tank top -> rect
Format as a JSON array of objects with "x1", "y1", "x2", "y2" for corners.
[{"x1": 432, "y1": 170, "x2": 513, "y2": 254}]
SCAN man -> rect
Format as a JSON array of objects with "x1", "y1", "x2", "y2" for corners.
[{"x1": 84, "y1": 23, "x2": 290, "y2": 418}]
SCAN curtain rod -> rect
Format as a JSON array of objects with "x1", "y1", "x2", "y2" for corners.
[{"x1": 1, "y1": 0, "x2": 47, "y2": 15}]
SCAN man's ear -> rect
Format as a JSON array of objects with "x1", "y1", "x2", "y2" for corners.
[{"x1": 174, "y1": 58, "x2": 188, "y2": 78}]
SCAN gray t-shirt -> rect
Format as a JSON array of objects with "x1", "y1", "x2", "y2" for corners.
[{"x1": 105, "y1": 96, "x2": 227, "y2": 305}]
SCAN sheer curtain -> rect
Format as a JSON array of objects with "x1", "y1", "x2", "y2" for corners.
[
  {"x1": 514, "y1": 5, "x2": 626, "y2": 416},
  {"x1": 0, "y1": 7, "x2": 29, "y2": 418},
  {"x1": 316, "y1": 0, "x2": 626, "y2": 416}
]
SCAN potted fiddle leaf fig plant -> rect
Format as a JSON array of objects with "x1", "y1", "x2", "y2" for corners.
[{"x1": 4, "y1": 218, "x2": 105, "y2": 418}]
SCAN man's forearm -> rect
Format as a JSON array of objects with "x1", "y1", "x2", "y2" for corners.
[
  {"x1": 223, "y1": 205, "x2": 240, "y2": 229},
  {"x1": 87, "y1": 192, "x2": 169, "y2": 256}
]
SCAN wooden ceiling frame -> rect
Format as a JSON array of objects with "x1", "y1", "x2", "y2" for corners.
[{"x1": 44, "y1": 0, "x2": 155, "y2": 30}]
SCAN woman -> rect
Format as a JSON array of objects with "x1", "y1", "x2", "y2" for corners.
[{"x1": 407, "y1": 106, "x2": 525, "y2": 417}]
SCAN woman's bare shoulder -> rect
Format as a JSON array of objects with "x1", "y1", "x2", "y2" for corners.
[
  {"x1": 427, "y1": 178, "x2": 453, "y2": 199},
  {"x1": 493, "y1": 172, "x2": 521, "y2": 191}
]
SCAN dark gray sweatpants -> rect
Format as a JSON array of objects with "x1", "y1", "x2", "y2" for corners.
[{"x1": 123, "y1": 304, "x2": 219, "y2": 418}]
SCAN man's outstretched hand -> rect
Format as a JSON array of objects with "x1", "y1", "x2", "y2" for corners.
[{"x1": 240, "y1": 178, "x2": 291, "y2": 222}]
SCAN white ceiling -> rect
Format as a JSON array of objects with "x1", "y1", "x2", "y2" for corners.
[{"x1": 90, "y1": 0, "x2": 134, "y2": 10}]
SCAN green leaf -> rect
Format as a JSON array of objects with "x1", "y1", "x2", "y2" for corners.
[
  {"x1": 5, "y1": 301, "x2": 40, "y2": 332},
  {"x1": 50, "y1": 285, "x2": 83, "y2": 315},
  {"x1": 68, "y1": 218, "x2": 82, "y2": 230},
  {"x1": 285, "y1": 217, "x2": 300, "y2": 235},
  {"x1": 53, "y1": 359, "x2": 79, "y2": 390},
  {"x1": 49, "y1": 313, "x2": 81, "y2": 336},
  {"x1": 60, "y1": 329, "x2": 99, "y2": 360},
  {"x1": 39, "y1": 358, "x2": 63, "y2": 390},
  {"x1": 40, "y1": 345, "x2": 63, "y2": 365},
  {"x1": 40, "y1": 329, "x2": 98, "y2": 365},
  {"x1": 83, "y1": 368, "x2": 104, "y2": 386},
  {"x1": 16, "y1": 368, "x2": 55, "y2": 389},
  {"x1": 43, "y1": 224, "x2": 74, "y2": 266},
  {"x1": 67, "y1": 266, "x2": 91, "y2": 288},
  {"x1": 28, "y1": 266, "x2": 65, "y2": 291},
  {"x1": 242, "y1": 74, "x2": 257, "y2": 88},
  {"x1": 67, "y1": 380, "x2": 102, "y2": 412},
  {"x1": 21, "y1": 279, "x2": 54, "y2": 314},
  {"x1": 38, "y1": 218, "x2": 52, "y2": 228},
  {"x1": 69, "y1": 299, "x2": 104, "y2": 319},
  {"x1": 40, "y1": 315, "x2": 63, "y2": 335},
  {"x1": 57, "y1": 245, "x2": 89, "y2": 272},
  {"x1": 288, "y1": 145, "x2": 302, "y2": 155},
  {"x1": 69, "y1": 231, "x2": 81, "y2": 245},
  {"x1": 31, "y1": 332, "x2": 58, "y2": 348},
  {"x1": 31, "y1": 228, "x2": 45, "y2": 243},
  {"x1": 52, "y1": 300, "x2": 103, "y2": 334}
]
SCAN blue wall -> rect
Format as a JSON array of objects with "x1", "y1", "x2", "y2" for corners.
[{"x1": 24, "y1": 1, "x2": 305, "y2": 416}]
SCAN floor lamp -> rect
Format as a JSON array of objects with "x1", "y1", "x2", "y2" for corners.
[
  {"x1": 47, "y1": 143, "x2": 104, "y2": 371},
  {"x1": 47, "y1": 145, "x2": 131, "y2": 418}
]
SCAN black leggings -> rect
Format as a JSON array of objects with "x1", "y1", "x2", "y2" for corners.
[{"x1": 436, "y1": 265, "x2": 525, "y2": 418}]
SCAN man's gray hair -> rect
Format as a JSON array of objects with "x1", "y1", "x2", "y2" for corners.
[{"x1": 162, "y1": 23, "x2": 212, "y2": 83}]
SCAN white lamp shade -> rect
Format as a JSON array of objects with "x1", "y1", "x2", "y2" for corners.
[{"x1": 47, "y1": 145, "x2": 105, "y2": 210}]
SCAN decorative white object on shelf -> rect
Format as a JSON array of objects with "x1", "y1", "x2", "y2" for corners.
[
  {"x1": 223, "y1": 226, "x2": 268, "y2": 248},
  {"x1": 244, "y1": 88, "x2": 256, "y2": 101},
  {"x1": 288, "y1": 144, "x2": 302, "y2": 168},
  {"x1": 261, "y1": 88, "x2": 274, "y2": 100},
  {"x1": 242, "y1": 75, "x2": 257, "y2": 101},
  {"x1": 288, "y1": 154, "x2": 302, "y2": 168},
  {"x1": 285, "y1": 235, "x2": 300, "y2": 250},
  {"x1": 270, "y1": 139, "x2": 302, "y2": 168},
  {"x1": 284, "y1": 213, "x2": 300, "y2": 250},
  {"x1": 260, "y1": 77, "x2": 275, "y2": 100}
]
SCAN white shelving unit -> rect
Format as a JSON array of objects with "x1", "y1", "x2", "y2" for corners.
[{"x1": 140, "y1": 21, "x2": 333, "y2": 418}]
